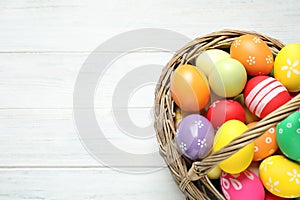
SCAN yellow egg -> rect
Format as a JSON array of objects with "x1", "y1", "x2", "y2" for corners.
[
  {"x1": 174, "y1": 108, "x2": 182, "y2": 129},
  {"x1": 259, "y1": 155, "x2": 300, "y2": 198},
  {"x1": 207, "y1": 165, "x2": 221, "y2": 179},
  {"x1": 213, "y1": 120, "x2": 254, "y2": 174},
  {"x1": 274, "y1": 43, "x2": 300, "y2": 92}
]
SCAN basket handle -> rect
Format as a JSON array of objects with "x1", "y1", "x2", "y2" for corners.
[{"x1": 185, "y1": 93, "x2": 300, "y2": 181}]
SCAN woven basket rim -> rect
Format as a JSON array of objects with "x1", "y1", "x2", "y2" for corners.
[{"x1": 154, "y1": 29, "x2": 300, "y2": 200}]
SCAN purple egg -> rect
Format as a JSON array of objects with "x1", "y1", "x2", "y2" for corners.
[{"x1": 176, "y1": 114, "x2": 215, "y2": 160}]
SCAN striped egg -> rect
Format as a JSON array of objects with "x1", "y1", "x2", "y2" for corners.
[{"x1": 244, "y1": 76, "x2": 291, "y2": 118}]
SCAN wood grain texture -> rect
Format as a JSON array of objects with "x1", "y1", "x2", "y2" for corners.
[
  {"x1": 0, "y1": 52, "x2": 172, "y2": 108},
  {"x1": 0, "y1": 168, "x2": 184, "y2": 200},
  {"x1": 1, "y1": 0, "x2": 300, "y2": 199},
  {"x1": 0, "y1": 0, "x2": 300, "y2": 52},
  {"x1": 0, "y1": 108, "x2": 162, "y2": 167}
]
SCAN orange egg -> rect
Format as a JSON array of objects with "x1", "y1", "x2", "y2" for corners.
[
  {"x1": 230, "y1": 34, "x2": 274, "y2": 76},
  {"x1": 247, "y1": 122, "x2": 278, "y2": 161},
  {"x1": 170, "y1": 64, "x2": 210, "y2": 112}
]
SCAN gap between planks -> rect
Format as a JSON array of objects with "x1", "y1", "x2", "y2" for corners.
[
  {"x1": 0, "y1": 50, "x2": 175, "y2": 54},
  {"x1": 0, "y1": 166, "x2": 167, "y2": 169}
]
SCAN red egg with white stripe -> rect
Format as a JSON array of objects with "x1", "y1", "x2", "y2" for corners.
[{"x1": 244, "y1": 76, "x2": 291, "y2": 118}]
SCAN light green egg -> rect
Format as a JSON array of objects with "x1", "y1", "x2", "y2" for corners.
[
  {"x1": 195, "y1": 49, "x2": 230, "y2": 77},
  {"x1": 209, "y1": 57, "x2": 247, "y2": 98}
]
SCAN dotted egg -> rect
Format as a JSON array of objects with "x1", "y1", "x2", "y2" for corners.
[
  {"x1": 230, "y1": 34, "x2": 274, "y2": 76},
  {"x1": 176, "y1": 114, "x2": 215, "y2": 160},
  {"x1": 276, "y1": 111, "x2": 300, "y2": 161},
  {"x1": 248, "y1": 122, "x2": 278, "y2": 161}
]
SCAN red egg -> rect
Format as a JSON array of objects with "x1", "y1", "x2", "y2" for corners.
[
  {"x1": 244, "y1": 76, "x2": 291, "y2": 118},
  {"x1": 265, "y1": 191, "x2": 289, "y2": 200},
  {"x1": 290, "y1": 92, "x2": 299, "y2": 98},
  {"x1": 206, "y1": 100, "x2": 245, "y2": 129},
  {"x1": 230, "y1": 34, "x2": 274, "y2": 76}
]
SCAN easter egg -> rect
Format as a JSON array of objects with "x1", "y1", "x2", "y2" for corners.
[
  {"x1": 265, "y1": 191, "x2": 289, "y2": 200},
  {"x1": 247, "y1": 122, "x2": 278, "y2": 161},
  {"x1": 206, "y1": 99, "x2": 246, "y2": 129},
  {"x1": 213, "y1": 120, "x2": 254, "y2": 174},
  {"x1": 175, "y1": 114, "x2": 215, "y2": 160},
  {"x1": 170, "y1": 64, "x2": 210, "y2": 112},
  {"x1": 234, "y1": 94, "x2": 260, "y2": 123},
  {"x1": 244, "y1": 76, "x2": 291, "y2": 118},
  {"x1": 274, "y1": 43, "x2": 300, "y2": 92},
  {"x1": 207, "y1": 165, "x2": 222, "y2": 180},
  {"x1": 276, "y1": 111, "x2": 300, "y2": 161},
  {"x1": 209, "y1": 58, "x2": 247, "y2": 97},
  {"x1": 220, "y1": 170, "x2": 265, "y2": 200},
  {"x1": 195, "y1": 49, "x2": 230, "y2": 76},
  {"x1": 230, "y1": 34, "x2": 274, "y2": 76},
  {"x1": 259, "y1": 155, "x2": 300, "y2": 198},
  {"x1": 175, "y1": 108, "x2": 182, "y2": 129}
]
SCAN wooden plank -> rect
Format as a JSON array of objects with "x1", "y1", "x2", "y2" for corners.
[
  {"x1": 1, "y1": 0, "x2": 300, "y2": 199},
  {"x1": 0, "y1": 108, "x2": 165, "y2": 167},
  {"x1": 0, "y1": 52, "x2": 172, "y2": 108},
  {"x1": 0, "y1": 168, "x2": 184, "y2": 200},
  {"x1": 0, "y1": 0, "x2": 299, "y2": 52}
]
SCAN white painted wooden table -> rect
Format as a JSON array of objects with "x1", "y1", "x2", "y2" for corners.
[{"x1": 1, "y1": 0, "x2": 300, "y2": 199}]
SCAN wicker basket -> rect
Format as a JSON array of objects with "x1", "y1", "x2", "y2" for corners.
[{"x1": 154, "y1": 29, "x2": 300, "y2": 200}]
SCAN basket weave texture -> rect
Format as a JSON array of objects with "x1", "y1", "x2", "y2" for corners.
[{"x1": 154, "y1": 29, "x2": 300, "y2": 200}]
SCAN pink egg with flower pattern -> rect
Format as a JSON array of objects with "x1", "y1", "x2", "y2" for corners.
[{"x1": 220, "y1": 169, "x2": 265, "y2": 200}]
